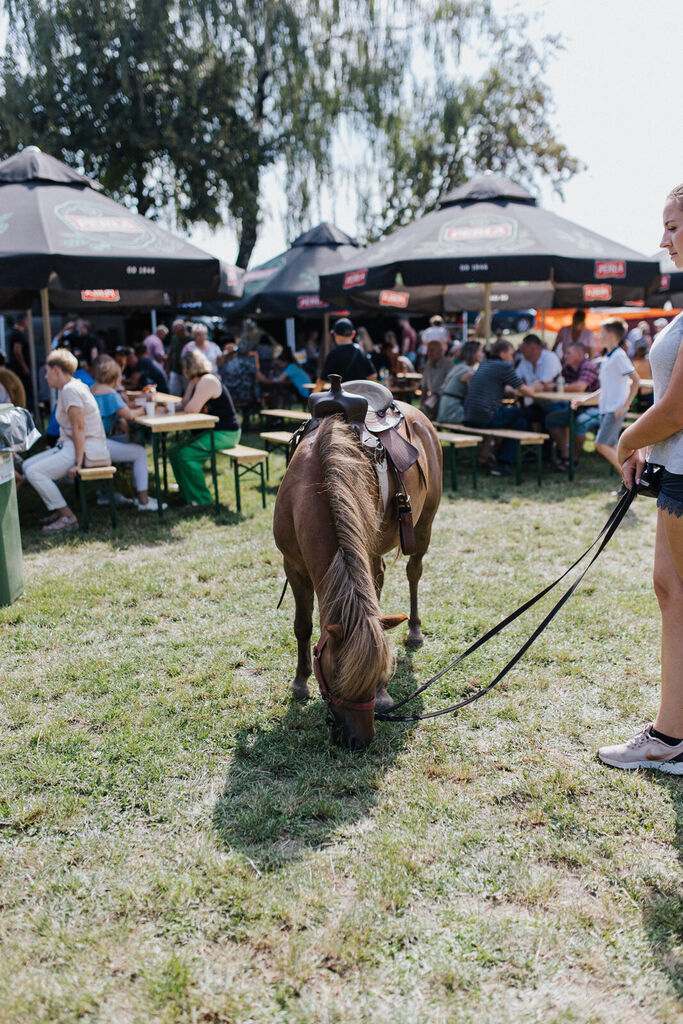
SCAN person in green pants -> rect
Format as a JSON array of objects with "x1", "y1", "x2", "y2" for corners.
[{"x1": 169, "y1": 349, "x2": 241, "y2": 506}]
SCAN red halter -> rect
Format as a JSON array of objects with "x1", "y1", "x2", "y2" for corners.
[{"x1": 313, "y1": 631, "x2": 377, "y2": 713}]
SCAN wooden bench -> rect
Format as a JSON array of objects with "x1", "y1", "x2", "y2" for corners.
[
  {"x1": 435, "y1": 432, "x2": 482, "y2": 491},
  {"x1": 219, "y1": 445, "x2": 269, "y2": 513},
  {"x1": 259, "y1": 430, "x2": 294, "y2": 467},
  {"x1": 435, "y1": 423, "x2": 549, "y2": 485},
  {"x1": 76, "y1": 465, "x2": 117, "y2": 531}
]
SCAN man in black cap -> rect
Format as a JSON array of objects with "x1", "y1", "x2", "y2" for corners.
[{"x1": 313, "y1": 318, "x2": 377, "y2": 391}]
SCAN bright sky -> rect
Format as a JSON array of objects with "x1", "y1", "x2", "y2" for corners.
[{"x1": 190, "y1": 0, "x2": 683, "y2": 269}]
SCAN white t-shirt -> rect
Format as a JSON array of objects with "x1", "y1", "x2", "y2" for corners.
[
  {"x1": 516, "y1": 348, "x2": 561, "y2": 404},
  {"x1": 56, "y1": 378, "x2": 110, "y2": 464},
  {"x1": 597, "y1": 347, "x2": 635, "y2": 413},
  {"x1": 181, "y1": 340, "x2": 222, "y2": 374}
]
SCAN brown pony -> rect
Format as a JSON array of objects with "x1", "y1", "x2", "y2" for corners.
[{"x1": 273, "y1": 404, "x2": 442, "y2": 749}]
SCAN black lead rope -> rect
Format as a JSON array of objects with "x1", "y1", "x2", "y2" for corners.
[{"x1": 375, "y1": 485, "x2": 637, "y2": 723}]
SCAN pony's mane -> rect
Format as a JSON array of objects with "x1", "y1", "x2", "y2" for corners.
[{"x1": 316, "y1": 416, "x2": 394, "y2": 700}]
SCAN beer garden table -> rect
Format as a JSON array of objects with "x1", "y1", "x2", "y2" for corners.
[{"x1": 136, "y1": 411, "x2": 219, "y2": 519}]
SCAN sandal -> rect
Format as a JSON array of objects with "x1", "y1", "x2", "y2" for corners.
[
  {"x1": 40, "y1": 510, "x2": 63, "y2": 525},
  {"x1": 41, "y1": 515, "x2": 78, "y2": 534}
]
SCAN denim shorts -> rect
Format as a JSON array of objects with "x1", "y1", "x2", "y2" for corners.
[
  {"x1": 595, "y1": 412, "x2": 624, "y2": 447},
  {"x1": 657, "y1": 470, "x2": 683, "y2": 518}
]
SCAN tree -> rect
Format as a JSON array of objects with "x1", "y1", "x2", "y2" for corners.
[{"x1": 0, "y1": 2, "x2": 580, "y2": 268}]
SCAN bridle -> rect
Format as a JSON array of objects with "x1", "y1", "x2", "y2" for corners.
[{"x1": 313, "y1": 630, "x2": 376, "y2": 715}]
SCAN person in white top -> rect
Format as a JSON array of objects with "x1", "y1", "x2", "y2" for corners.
[
  {"x1": 598, "y1": 184, "x2": 683, "y2": 774},
  {"x1": 181, "y1": 323, "x2": 223, "y2": 374},
  {"x1": 515, "y1": 334, "x2": 562, "y2": 428},
  {"x1": 593, "y1": 318, "x2": 639, "y2": 472},
  {"x1": 21, "y1": 348, "x2": 111, "y2": 534}
]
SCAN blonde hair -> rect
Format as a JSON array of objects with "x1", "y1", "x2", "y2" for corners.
[
  {"x1": 191, "y1": 322, "x2": 208, "y2": 339},
  {"x1": 47, "y1": 348, "x2": 78, "y2": 375},
  {"x1": 667, "y1": 184, "x2": 683, "y2": 210},
  {"x1": 181, "y1": 348, "x2": 212, "y2": 378},
  {"x1": 93, "y1": 354, "x2": 121, "y2": 385}
]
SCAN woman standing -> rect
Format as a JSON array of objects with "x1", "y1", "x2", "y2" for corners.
[
  {"x1": 598, "y1": 185, "x2": 683, "y2": 774},
  {"x1": 169, "y1": 349, "x2": 240, "y2": 507}
]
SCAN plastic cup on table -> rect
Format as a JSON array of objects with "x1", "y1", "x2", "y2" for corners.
[{"x1": 144, "y1": 400, "x2": 156, "y2": 417}]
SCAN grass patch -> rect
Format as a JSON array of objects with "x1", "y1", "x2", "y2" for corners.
[{"x1": 1, "y1": 439, "x2": 681, "y2": 1022}]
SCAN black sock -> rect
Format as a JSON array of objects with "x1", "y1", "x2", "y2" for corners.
[{"x1": 650, "y1": 726, "x2": 683, "y2": 746}]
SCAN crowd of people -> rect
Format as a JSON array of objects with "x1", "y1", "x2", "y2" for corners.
[{"x1": 0, "y1": 304, "x2": 670, "y2": 529}]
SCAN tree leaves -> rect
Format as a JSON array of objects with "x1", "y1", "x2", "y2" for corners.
[{"x1": 0, "y1": 1, "x2": 580, "y2": 267}]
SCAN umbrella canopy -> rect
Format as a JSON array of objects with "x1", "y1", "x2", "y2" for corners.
[
  {"x1": 222, "y1": 222, "x2": 359, "y2": 318},
  {"x1": 319, "y1": 173, "x2": 660, "y2": 313},
  {"x1": 648, "y1": 249, "x2": 683, "y2": 307},
  {"x1": 0, "y1": 147, "x2": 242, "y2": 305}
]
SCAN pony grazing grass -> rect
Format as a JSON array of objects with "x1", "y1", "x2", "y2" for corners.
[{"x1": 273, "y1": 405, "x2": 442, "y2": 749}]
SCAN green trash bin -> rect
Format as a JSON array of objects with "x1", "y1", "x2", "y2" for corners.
[
  {"x1": 0, "y1": 448, "x2": 23, "y2": 606},
  {"x1": 0, "y1": 402, "x2": 39, "y2": 607}
]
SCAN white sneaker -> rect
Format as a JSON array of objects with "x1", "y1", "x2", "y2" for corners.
[
  {"x1": 134, "y1": 496, "x2": 167, "y2": 512},
  {"x1": 598, "y1": 724, "x2": 683, "y2": 774},
  {"x1": 97, "y1": 491, "x2": 134, "y2": 506}
]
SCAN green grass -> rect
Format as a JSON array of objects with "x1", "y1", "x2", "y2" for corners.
[{"x1": 1, "y1": 439, "x2": 681, "y2": 1023}]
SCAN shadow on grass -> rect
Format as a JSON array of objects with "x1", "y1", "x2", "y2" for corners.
[
  {"x1": 641, "y1": 775, "x2": 683, "y2": 1000},
  {"x1": 213, "y1": 647, "x2": 424, "y2": 871}
]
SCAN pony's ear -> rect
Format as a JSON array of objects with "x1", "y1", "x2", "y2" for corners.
[
  {"x1": 326, "y1": 624, "x2": 344, "y2": 646},
  {"x1": 380, "y1": 614, "x2": 408, "y2": 631}
]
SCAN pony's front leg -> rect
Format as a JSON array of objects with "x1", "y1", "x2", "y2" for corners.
[
  {"x1": 405, "y1": 551, "x2": 425, "y2": 647},
  {"x1": 285, "y1": 563, "x2": 314, "y2": 700}
]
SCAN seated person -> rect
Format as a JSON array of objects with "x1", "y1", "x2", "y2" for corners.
[
  {"x1": 169, "y1": 349, "x2": 240, "y2": 507},
  {"x1": 553, "y1": 308, "x2": 596, "y2": 360},
  {"x1": 0, "y1": 366, "x2": 26, "y2": 408},
  {"x1": 219, "y1": 342, "x2": 268, "y2": 427},
  {"x1": 463, "y1": 339, "x2": 536, "y2": 475},
  {"x1": 125, "y1": 344, "x2": 170, "y2": 392},
  {"x1": 544, "y1": 342, "x2": 600, "y2": 470},
  {"x1": 90, "y1": 355, "x2": 163, "y2": 511},
  {"x1": 515, "y1": 334, "x2": 562, "y2": 430},
  {"x1": 436, "y1": 341, "x2": 483, "y2": 424},
  {"x1": 21, "y1": 348, "x2": 110, "y2": 534},
  {"x1": 314, "y1": 318, "x2": 377, "y2": 389},
  {"x1": 43, "y1": 363, "x2": 95, "y2": 447},
  {"x1": 419, "y1": 339, "x2": 454, "y2": 418},
  {"x1": 271, "y1": 349, "x2": 312, "y2": 401}
]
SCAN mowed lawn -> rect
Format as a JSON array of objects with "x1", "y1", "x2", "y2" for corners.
[{"x1": 1, "y1": 440, "x2": 681, "y2": 1024}]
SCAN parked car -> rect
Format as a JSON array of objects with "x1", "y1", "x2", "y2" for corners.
[{"x1": 491, "y1": 309, "x2": 536, "y2": 333}]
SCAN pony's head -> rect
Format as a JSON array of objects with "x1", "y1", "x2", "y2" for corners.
[{"x1": 315, "y1": 614, "x2": 407, "y2": 750}]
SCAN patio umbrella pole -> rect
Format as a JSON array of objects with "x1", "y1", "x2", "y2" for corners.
[
  {"x1": 483, "y1": 282, "x2": 492, "y2": 341},
  {"x1": 26, "y1": 309, "x2": 40, "y2": 421},
  {"x1": 40, "y1": 288, "x2": 51, "y2": 358}
]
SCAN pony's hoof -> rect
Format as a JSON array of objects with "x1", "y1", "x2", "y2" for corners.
[
  {"x1": 291, "y1": 683, "x2": 311, "y2": 702},
  {"x1": 375, "y1": 686, "x2": 394, "y2": 713},
  {"x1": 405, "y1": 633, "x2": 424, "y2": 648}
]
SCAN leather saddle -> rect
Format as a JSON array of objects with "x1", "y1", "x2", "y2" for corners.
[{"x1": 304, "y1": 375, "x2": 419, "y2": 553}]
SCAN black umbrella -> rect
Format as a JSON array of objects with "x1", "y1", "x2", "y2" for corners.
[
  {"x1": 0, "y1": 147, "x2": 243, "y2": 305},
  {"x1": 221, "y1": 222, "x2": 359, "y2": 318},
  {"x1": 649, "y1": 250, "x2": 683, "y2": 307},
  {"x1": 319, "y1": 173, "x2": 660, "y2": 314}
]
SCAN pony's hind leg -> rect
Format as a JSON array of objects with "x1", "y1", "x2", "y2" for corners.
[
  {"x1": 405, "y1": 504, "x2": 437, "y2": 647},
  {"x1": 285, "y1": 562, "x2": 314, "y2": 700}
]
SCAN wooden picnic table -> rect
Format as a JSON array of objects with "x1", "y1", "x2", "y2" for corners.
[
  {"x1": 137, "y1": 412, "x2": 219, "y2": 518},
  {"x1": 261, "y1": 408, "x2": 310, "y2": 423},
  {"x1": 127, "y1": 390, "x2": 183, "y2": 405}
]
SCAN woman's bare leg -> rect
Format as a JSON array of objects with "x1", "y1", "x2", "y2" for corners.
[{"x1": 653, "y1": 510, "x2": 683, "y2": 736}]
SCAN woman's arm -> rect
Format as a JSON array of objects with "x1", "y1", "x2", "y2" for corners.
[
  {"x1": 183, "y1": 374, "x2": 220, "y2": 413},
  {"x1": 67, "y1": 406, "x2": 85, "y2": 476}
]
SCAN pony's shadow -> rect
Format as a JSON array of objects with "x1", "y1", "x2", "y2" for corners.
[
  {"x1": 639, "y1": 776, "x2": 683, "y2": 999},
  {"x1": 213, "y1": 648, "x2": 424, "y2": 871}
]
